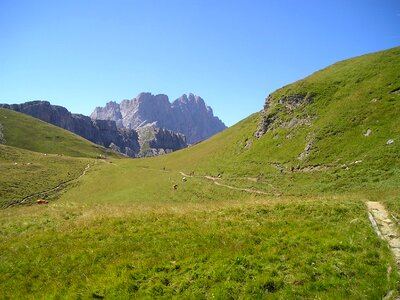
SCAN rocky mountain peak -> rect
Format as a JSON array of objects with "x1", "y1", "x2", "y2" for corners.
[
  {"x1": 174, "y1": 93, "x2": 204, "y2": 106},
  {"x1": 91, "y1": 101, "x2": 122, "y2": 127},
  {"x1": 91, "y1": 92, "x2": 226, "y2": 144}
]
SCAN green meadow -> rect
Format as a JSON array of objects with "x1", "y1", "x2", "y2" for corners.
[{"x1": 0, "y1": 47, "x2": 399, "y2": 298}]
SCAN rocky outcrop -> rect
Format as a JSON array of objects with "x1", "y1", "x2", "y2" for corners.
[
  {"x1": 91, "y1": 92, "x2": 226, "y2": 144},
  {"x1": 171, "y1": 94, "x2": 226, "y2": 144},
  {"x1": 90, "y1": 101, "x2": 123, "y2": 128},
  {"x1": 254, "y1": 95, "x2": 276, "y2": 139},
  {"x1": 136, "y1": 124, "x2": 187, "y2": 157},
  {"x1": 255, "y1": 94, "x2": 313, "y2": 139},
  {"x1": 0, "y1": 101, "x2": 188, "y2": 157}
]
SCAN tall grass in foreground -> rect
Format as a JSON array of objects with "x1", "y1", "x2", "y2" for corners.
[{"x1": 0, "y1": 197, "x2": 396, "y2": 299}]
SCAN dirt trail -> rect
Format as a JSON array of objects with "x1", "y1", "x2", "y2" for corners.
[
  {"x1": 180, "y1": 171, "x2": 273, "y2": 195},
  {"x1": 367, "y1": 202, "x2": 400, "y2": 265},
  {"x1": 367, "y1": 201, "x2": 400, "y2": 300},
  {"x1": 7, "y1": 163, "x2": 91, "y2": 208}
]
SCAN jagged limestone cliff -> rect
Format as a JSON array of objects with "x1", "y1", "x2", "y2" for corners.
[{"x1": 91, "y1": 92, "x2": 226, "y2": 144}]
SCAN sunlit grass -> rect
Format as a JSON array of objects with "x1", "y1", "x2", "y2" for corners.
[{"x1": 0, "y1": 197, "x2": 396, "y2": 299}]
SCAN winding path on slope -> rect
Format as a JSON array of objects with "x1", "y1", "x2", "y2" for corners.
[
  {"x1": 6, "y1": 163, "x2": 91, "y2": 208},
  {"x1": 135, "y1": 165, "x2": 278, "y2": 195},
  {"x1": 179, "y1": 171, "x2": 280, "y2": 196}
]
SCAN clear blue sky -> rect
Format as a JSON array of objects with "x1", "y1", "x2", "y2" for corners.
[{"x1": 0, "y1": 0, "x2": 399, "y2": 126}]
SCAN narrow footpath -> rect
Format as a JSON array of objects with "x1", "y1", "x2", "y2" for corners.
[
  {"x1": 179, "y1": 171, "x2": 277, "y2": 195},
  {"x1": 7, "y1": 163, "x2": 91, "y2": 208},
  {"x1": 367, "y1": 201, "x2": 400, "y2": 300}
]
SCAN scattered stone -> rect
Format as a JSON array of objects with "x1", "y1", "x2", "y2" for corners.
[
  {"x1": 173, "y1": 184, "x2": 178, "y2": 190},
  {"x1": 386, "y1": 139, "x2": 394, "y2": 145},
  {"x1": 244, "y1": 139, "x2": 253, "y2": 149},
  {"x1": 390, "y1": 87, "x2": 400, "y2": 95},
  {"x1": 278, "y1": 93, "x2": 313, "y2": 111},
  {"x1": 364, "y1": 128, "x2": 372, "y2": 137},
  {"x1": 298, "y1": 133, "x2": 315, "y2": 161},
  {"x1": 36, "y1": 199, "x2": 48, "y2": 205},
  {"x1": 371, "y1": 98, "x2": 379, "y2": 103},
  {"x1": 182, "y1": 177, "x2": 187, "y2": 182}
]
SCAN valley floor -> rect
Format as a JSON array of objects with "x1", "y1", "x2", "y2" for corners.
[{"x1": 1, "y1": 156, "x2": 399, "y2": 299}]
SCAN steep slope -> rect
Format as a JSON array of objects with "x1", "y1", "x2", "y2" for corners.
[
  {"x1": 91, "y1": 92, "x2": 227, "y2": 144},
  {"x1": 143, "y1": 46, "x2": 400, "y2": 195},
  {"x1": 0, "y1": 101, "x2": 141, "y2": 156},
  {"x1": 0, "y1": 108, "x2": 117, "y2": 158},
  {"x1": 0, "y1": 144, "x2": 91, "y2": 207},
  {"x1": 1, "y1": 101, "x2": 187, "y2": 157}
]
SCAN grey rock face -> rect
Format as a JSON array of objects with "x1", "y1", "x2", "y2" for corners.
[
  {"x1": 0, "y1": 101, "x2": 141, "y2": 156},
  {"x1": 1, "y1": 101, "x2": 188, "y2": 157},
  {"x1": 91, "y1": 101, "x2": 123, "y2": 128},
  {"x1": 278, "y1": 94, "x2": 312, "y2": 111},
  {"x1": 254, "y1": 95, "x2": 276, "y2": 139},
  {"x1": 136, "y1": 124, "x2": 187, "y2": 157},
  {"x1": 91, "y1": 92, "x2": 226, "y2": 144}
]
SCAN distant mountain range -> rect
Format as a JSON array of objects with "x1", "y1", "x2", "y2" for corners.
[
  {"x1": 0, "y1": 93, "x2": 226, "y2": 157},
  {"x1": 91, "y1": 92, "x2": 226, "y2": 144}
]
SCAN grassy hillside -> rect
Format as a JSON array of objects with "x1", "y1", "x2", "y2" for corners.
[
  {"x1": 0, "y1": 144, "x2": 92, "y2": 208},
  {"x1": 0, "y1": 108, "x2": 120, "y2": 207},
  {"x1": 1, "y1": 47, "x2": 399, "y2": 299},
  {"x1": 0, "y1": 108, "x2": 117, "y2": 158},
  {"x1": 145, "y1": 46, "x2": 400, "y2": 196}
]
